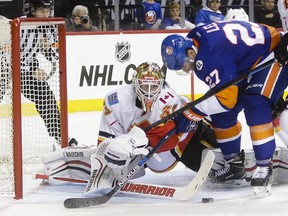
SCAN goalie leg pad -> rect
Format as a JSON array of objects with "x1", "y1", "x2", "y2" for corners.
[
  {"x1": 244, "y1": 149, "x2": 256, "y2": 182},
  {"x1": 84, "y1": 154, "x2": 116, "y2": 194},
  {"x1": 276, "y1": 146, "x2": 288, "y2": 184},
  {"x1": 42, "y1": 150, "x2": 70, "y2": 179},
  {"x1": 237, "y1": 148, "x2": 280, "y2": 183},
  {"x1": 279, "y1": 109, "x2": 288, "y2": 136},
  {"x1": 42, "y1": 146, "x2": 97, "y2": 183},
  {"x1": 84, "y1": 154, "x2": 146, "y2": 195}
]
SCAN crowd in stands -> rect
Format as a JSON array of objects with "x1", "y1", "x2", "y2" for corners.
[{"x1": 53, "y1": 0, "x2": 284, "y2": 32}]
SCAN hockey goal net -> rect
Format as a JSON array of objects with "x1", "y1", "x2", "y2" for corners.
[{"x1": 0, "y1": 17, "x2": 68, "y2": 199}]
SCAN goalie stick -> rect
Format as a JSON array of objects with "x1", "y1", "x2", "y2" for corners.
[
  {"x1": 36, "y1": 150, "x2": 214, "y2": 201},
  {"x1": 64, "y1": 59, "x2": 274, "y2": 208}
]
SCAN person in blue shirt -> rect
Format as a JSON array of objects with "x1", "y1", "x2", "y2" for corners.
[
  {"x1": 194, "y1": 0, "x2": 224, "y2": 26},
  {"x1": 161, "y1": 20, "x2": 288, "y2": 197},
  {"x1": 159, "y1": 1, "x2": 195, "y2": 30},
  {"x1": 136, "y1": 0, "x2": 162, "y2": 30}
]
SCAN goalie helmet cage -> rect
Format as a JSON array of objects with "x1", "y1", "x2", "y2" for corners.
[{"x1": 0, "y1": 17, "x2": 68, "y2": 199}]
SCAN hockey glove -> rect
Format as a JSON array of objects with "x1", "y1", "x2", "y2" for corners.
[
  {"x1": 173, "y1": 109, "x2": 201, "y2": 134},
  {"x1": 274, "y1": 33, "x2": 288, "y2": 66}
]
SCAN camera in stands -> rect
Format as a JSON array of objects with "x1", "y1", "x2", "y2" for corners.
[{"x1": 80, "y1": 15, "x2": 89, "y2": 24}]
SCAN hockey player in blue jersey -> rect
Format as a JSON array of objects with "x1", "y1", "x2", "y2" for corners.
[{"x1": 161, "y1": 20, "x2": 288, "y2": 196}]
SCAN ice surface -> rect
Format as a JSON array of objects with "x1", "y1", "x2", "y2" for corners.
[{"x1": 1, "y1": 111, "x2": 288, "y2": 216}]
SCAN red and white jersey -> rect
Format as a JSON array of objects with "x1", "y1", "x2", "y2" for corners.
[
  {"x1": 278, "y1": 0, "x2": 288, "y2": 32},
  {"x1": 97, "y1": 83, "x2": 197, "y2": 172}
]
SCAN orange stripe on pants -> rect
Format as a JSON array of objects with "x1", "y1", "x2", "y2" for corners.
[
  {"x1": 261, "y1": 63, "x2": 281, "y2": 98},
  {"x1": 214, "y1": 121, "x2": 242, "y2": 142}
]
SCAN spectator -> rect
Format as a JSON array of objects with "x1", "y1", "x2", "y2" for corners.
[
  {"x1": 159, "y1": 1, "x2": 195, "y2": 30},
  {"x1": 136, "y1": 0, "x2": 162, "y2": 30},
  {"x1": 69, "y1": 0, "x2": 106, "y2": 29},
  {"x1": 194, "y1": 0, "x2": 224, "y2": 26},
  {"x1": 254, "y1": 0, "x2": 282, "y2": 28},
  {"x1": 65, "y1": 5, "x2": 98, "y2": 32}
]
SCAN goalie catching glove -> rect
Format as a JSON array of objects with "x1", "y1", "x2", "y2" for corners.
[
  {"x1": 84, "y1": 126, "x2": 149, "y2": 194},
  {"x1": 274, "y1": 32, "x2": 288, "y2": 66}
]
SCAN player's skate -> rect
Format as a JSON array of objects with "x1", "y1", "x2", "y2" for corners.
[
  {"x1": 251, "y1": 163, "x2": 273, "y2": 198},
  {"x1": 208, "y1": 150, "x2": 246, "y2": 186}
]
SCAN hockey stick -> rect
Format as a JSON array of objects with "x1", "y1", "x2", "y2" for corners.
[
  {"x1": 144, "y1": 58, "x2": 275, "y2": 132},
  {"x1": 37, "y1": 150, "x2": 214, "y2": 201},
  {"x1": 64, "y1": 127, "x2": 177, "y2": 208}
]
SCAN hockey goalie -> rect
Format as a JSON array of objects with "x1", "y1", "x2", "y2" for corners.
[{"x1": 39, "y1": 62, "x2": 219, "y2": 195}]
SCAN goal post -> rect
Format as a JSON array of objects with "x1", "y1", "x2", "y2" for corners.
[{"x1": 0, "y1": 17, "x2": 68, "y2": 199}]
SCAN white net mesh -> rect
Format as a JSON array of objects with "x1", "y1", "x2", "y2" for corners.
[
  {"x1": 0, "y1": 18, "x2": 65, "y2": 197},
  {"x1": 20, "y1": 23, "x2": 61, "y2": 167}
]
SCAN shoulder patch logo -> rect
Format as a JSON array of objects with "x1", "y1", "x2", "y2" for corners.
[
  {"x1": 108, "y1": 92, "x2": 119, "y2": 105},
  {"x1": 115, "y1": 42, "x2": 131, "y2": 62},
  {"x1": 195, "y1": 60, "x2": 203, "y2": 71}
]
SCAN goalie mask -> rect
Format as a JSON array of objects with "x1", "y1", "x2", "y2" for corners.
[
  {"x1": 29, "y1": 0, "x2": 54, "y2": 17},
  {"x1": 133, "y1": 62, "x2": 165, "y2": 112}
]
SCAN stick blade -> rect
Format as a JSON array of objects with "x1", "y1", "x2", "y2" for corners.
[
  {"x1": 176, "y1": 149, "x2": 215, "y2": 201},
  {"x1": 64, "y1": 195, "x2": 109, "y2": 209}
]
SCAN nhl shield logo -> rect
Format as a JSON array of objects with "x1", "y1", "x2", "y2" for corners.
[{"x1": 115, "y1": 42, "x2": 131, "y2": 62}]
